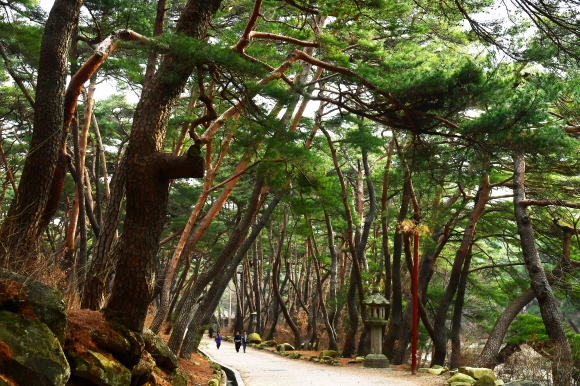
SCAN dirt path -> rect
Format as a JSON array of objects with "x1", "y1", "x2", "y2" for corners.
[{"x1": 199, "y1": 337, "x2": 447, "y2": 386}]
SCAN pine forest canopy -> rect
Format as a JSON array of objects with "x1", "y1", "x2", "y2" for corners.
[{"x1": 1, "y1": 0, "x2": 580, "y2": 384}]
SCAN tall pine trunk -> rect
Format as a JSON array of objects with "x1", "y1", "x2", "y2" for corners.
[
  {"x1": 431, "y1": 170, "x2": 490, "y2": 366},
  {"x1": 512, "y1": 152, "x2": 572, "y2": 385}
]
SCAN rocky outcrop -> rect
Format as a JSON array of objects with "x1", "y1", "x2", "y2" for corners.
[
  {"x1": 142, "y1": 329, "x2": 179, "y2": 371},
  {"x1": 130, "y1": 351, "x2": 156, "y2": 385},
  {"x1": 0, "y1": 269, "x2": 70, "y2": 386},
  {"x1": 66, "y1": 350, "x2": 131, "y2": 386},
  {"x1": 65, "y1": 310, "x2": 185, "y2": 385},
  {"x1": 0, "y1": 268, "x2": 68, "y2": 345},
  {"x1": 0, "y1": 269, "x2": 194, "y2": 386},
  {"x1": 0, "y1": 310, "x2": 70, "y2": 386}
]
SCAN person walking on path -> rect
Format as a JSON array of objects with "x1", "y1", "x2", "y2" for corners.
[
  {"x1": 215, "y1": 332, "x2": 222, "y2": 349},
  {"x1": 209, "y1": 325, "x2": 214, "y2": 338},
  {"x1": 242, "y1": 331, "x2": 248, "y2": 353},
  {"x1": 234, "y1": 331, "x2": 242, "y2": 353}
]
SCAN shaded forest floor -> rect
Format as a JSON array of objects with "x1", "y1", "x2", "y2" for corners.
[{"x1": 155, "y1": 329, "x2": 215, "y2": 386}]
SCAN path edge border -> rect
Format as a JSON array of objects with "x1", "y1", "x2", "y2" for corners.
[{"x1": 198, "y1": 346, "x2": 245, "y2": 386}]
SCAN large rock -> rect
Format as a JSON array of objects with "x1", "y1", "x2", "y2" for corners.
[
  {"x1": 459, "y1": 367, "x2": 497, "y2": 381},
  {"x1": 0, "y1": 374, "x2": 10, "y2": 386},
  {"x1": 474, "y1": 374, "x2": 497, "y2": 386},
  {"x1": 447, "y1": 372, "x2": 476, "y2": 385},
  {"x1": 67, "y1": 349, "x2": 131, "y2": 386},
  {"x1": 247, "y1": 332, "x2": 262, "y2": 344},
  {"x1": 66, "y1": 310, "x2": 143, "y2": 369},
  {"x1": 318, "y1": 350, "x2": 339, "y2": 359},
  {"x1": 0, "y1": 268, "x2": 67, "y2": 345},
  {"x1": 130, "y1": 350, "x2": 156, "y2": 385},
  {"x1": 264, "y1": 340, "x2": 277, "y2": 347},
  {"x1": 277, "y1": 343, "x2": 295, "y2": 352},
  {"x1": 142, "y1": 329, "x2": 179, "y2": 371},
  {"x1": 0, "y1": 310, "x2": 70, "y2": 386},
  {"x1": 418, "y1": 367, "x2": 448, "y2": 375}
]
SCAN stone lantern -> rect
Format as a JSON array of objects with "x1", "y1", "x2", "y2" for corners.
[{"x1": 363, "y1": 286, "x2": 391, "y2": 369}]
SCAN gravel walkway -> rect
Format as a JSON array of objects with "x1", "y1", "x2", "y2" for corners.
[{"x1": 199, "y1": 336, "x2": 447, "y2": 386}]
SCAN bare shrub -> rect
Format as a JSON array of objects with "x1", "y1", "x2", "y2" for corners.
[
  {"x1": 495, "y1": 344, "x2": 552, "y2": 385},
  {"x1": 1, "y1": 249, "x2": 66, "y2": 289}
]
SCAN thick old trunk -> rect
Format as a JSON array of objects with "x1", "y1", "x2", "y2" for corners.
[
  {"x1": 512, "y1": 152, "x2": 573, "y2": 385},
  {"x1": 104, "y1": 151, "x2": 204, "y2": 331},
  {"x1": 0, "y1": 0, "x2": 83, "y2": 264},
  {"x1": 148, "y1": 146, "x2": 215, "y2": 334},
  {"x1": 102, "y1": 0, "x2": 221, "y2": 331}
]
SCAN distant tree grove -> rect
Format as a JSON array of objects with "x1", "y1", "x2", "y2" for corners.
[{"x1": 2, "y1": 0, "x2": 580, "y2": 384}]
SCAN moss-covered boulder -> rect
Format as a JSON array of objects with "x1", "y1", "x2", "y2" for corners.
[
  {"x1": 0, "y1": 268, "x2": 67, "y2": 345},
  {"x1": 142, "y1": 329, "x2": 179, "y2": 371},
  {"x1": 170, "y1": 367, "x2": 187, "y2": 386},
  {"x1": 447, "y1": 372, "x2": 476, "y2": 385},
  {"x1": 277, "y1": 343, "x2": 294, "y2": 352},
  {"x1": 0, "y1": 374, "x2": 11, "y2": 386},
  {"x1": 419, "y1": 367, "x2": 448, "y2": 375},
  {"x1": 0, "y1": 310, "x2": 70, "y2": 386},
  {"x1": 65, "y1": 310, "x2": 143, "y2": 369},
  {"x1": 67, "y1": 349, "x2": 131, "y2": 386},
  {"x1": 247, "y1": 332, "x2": 261, "y2": 344},
  {"x1": 264, "y1": 340, "x2": 278, "y2": 347},
  {"x1": 473, "y1": 374, "x2": 497, "y2": 386},
  {"x1": 449, "y1": 383, "x2": 475, "y2": 386},
  {"x1": 130, "y1": 350, "x2": 156, "y2": 385},
  {"x1": 318, "y1": 350, "x2": 338, "y2": 359},
  {"x1": 459, "y1": 367, "x2": 497, "y2": 381}
]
